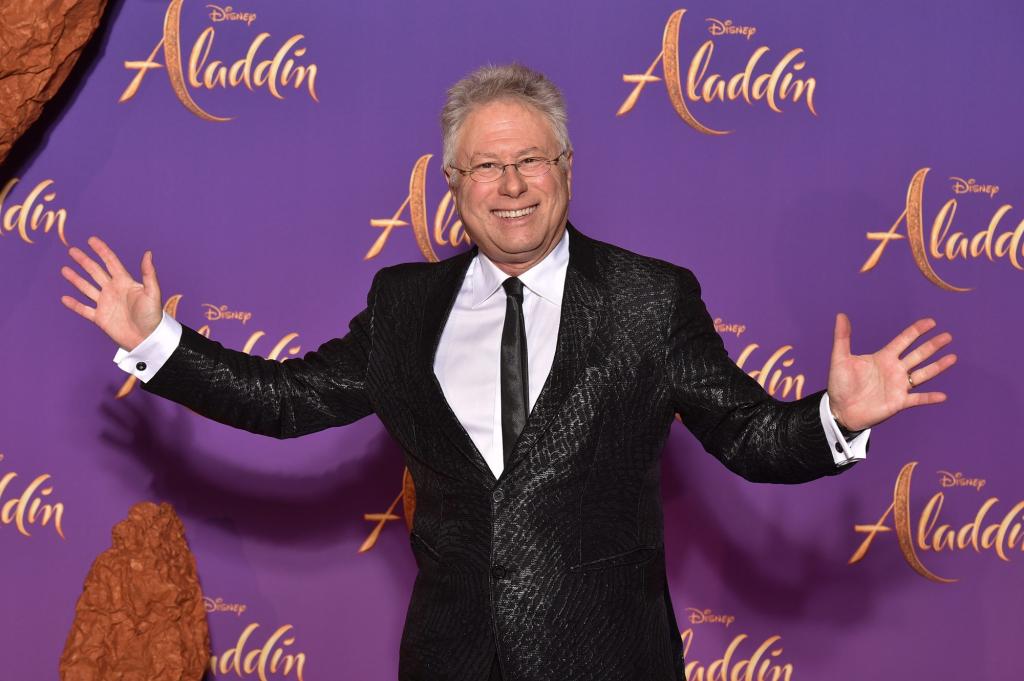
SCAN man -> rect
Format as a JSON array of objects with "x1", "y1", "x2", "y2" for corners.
[{"x1": 60, "y1": 64, "x2": 955, "y2": 680}]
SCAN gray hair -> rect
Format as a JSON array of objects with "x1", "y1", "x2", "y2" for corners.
[{"x1": 440, "y1": 63, "x2": 572, "y2": 170}]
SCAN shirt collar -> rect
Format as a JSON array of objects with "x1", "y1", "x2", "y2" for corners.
[{"x1": 470, "y1": 227, "x2": 570, "y2": 308}]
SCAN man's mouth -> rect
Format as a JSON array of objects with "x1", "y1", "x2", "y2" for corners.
[{"x1": 492, "y1": 204, "x2": 538, "y2": 220}]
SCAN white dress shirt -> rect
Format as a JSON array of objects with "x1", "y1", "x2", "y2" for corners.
[
  {"x1": 114, "y1": 229, "x2": 868, "y2": 477},
  {"x1": 432, "y1": 227, "x2": 569, "y2": 477}
]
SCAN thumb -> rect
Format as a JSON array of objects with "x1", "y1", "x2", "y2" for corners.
[
  {"x1": 831, "y1": 312, "x2": 852, "y2": 362},
  {"x1": 141, "y1": 250, "x2": 161, "y2": 299}
]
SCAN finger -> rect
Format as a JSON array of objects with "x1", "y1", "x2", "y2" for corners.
[
  {"x1": 904, "y1": 391, "x2": 947, "y2": 408},
  {"x1": 88, "y1": 236, "x2": 130, "y2": 278},
  {"x1": 60, "y1": 265, "x2": 100, "y2": 302},
  {"x1": 68, "y1": 246, "x2": 111, "y2": 286},
  {"x1": 831, "y1": 312, "x2": 852, "y2": 361},
  {"x1": 140, "y1": 250, "x2": 160, "y2": 298},
  {"x1": 60, "y1": 295, "x2": 96, "y2": 322},
  {"x1": 908, "y1": 353, "x2": 957, "y2": 387},
  {"x1": 883, "y1": 317, "x2": 937, "y2": 357},
  {"x1": 901, "y1": 331, "x2": 953, "y2": 369}
]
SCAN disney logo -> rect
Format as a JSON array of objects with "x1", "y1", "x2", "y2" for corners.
[
  {"x1": 685, "y1": 608, "x2": 735, "y2": 628},
  {"x1": 706, "y1": 18, "x2": 757, "y2": 40},
  {"x1": 950, "y1": 177, "x2": 999, "y2": 198},
  {"x1": 202, "y1": 304, "x2": 252, "y2": 324},
  {"x1": 937, "y1": 470, "x2": 986, "y2": 492},
  {"x1": 206, "y1": 4, "x2": 256, "y2": 26},
  {"x1": 714, "y1": 317, "x2": 747, "y2": 338},
  {"x1": 204, "y1": 596, "x2": 248, "y2": 616}
]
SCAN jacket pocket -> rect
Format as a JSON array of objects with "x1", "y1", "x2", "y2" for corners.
[
  {"x1": 568, "y1": 544, "x2": 662, "y2": 573},
  {"x1": 409, "y1": 530, "x2": 443, "y2": 565}
]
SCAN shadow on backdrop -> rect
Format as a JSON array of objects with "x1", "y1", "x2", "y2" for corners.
[
  {"x1": 98, "y1": 386, "x2": 412, "y2": 559},
  {"x1": 660, "y1": 426, "x2": 911, "y2": 633}
]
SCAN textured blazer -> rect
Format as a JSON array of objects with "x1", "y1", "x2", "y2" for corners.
[{"x1": 143, "y1": 222, "x2": 850, "y2": 681}]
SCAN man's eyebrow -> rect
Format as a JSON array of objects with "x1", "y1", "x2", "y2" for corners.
[{"x1": 469, "y1": 147, "x2": 545, "y2": 162}]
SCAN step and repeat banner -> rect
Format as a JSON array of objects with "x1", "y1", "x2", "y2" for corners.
[{"x1": 2, "y1": 1, "x2": 1021, "y2": 679}]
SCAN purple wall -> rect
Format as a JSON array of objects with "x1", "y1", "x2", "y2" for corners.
[{"x1": 3, "y1": 1, "x2": 1022, "y2": 678}]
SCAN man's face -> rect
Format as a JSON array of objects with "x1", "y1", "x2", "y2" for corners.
[{"x1": 446, "y1": 99, "x2": 573, "y2": 273}]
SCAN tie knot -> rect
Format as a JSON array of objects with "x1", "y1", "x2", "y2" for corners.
[{"x1": 502, "y1": 277, "x2": 524, "y2": 301}]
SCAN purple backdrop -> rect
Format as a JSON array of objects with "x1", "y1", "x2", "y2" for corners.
[{"x1": 3, "y1": 1, "x2": 1022, "y2": 679}]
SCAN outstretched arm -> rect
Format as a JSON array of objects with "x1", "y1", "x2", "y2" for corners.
[
  {"x1": 61, "y1": 236, "x2": 376, "y2": 438},
  {"x1": 668, "y1": 270, "x2": 956, "y2": 483}
]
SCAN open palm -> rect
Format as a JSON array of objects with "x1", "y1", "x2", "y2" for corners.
[
  {"x1": 827, "y1": 313, "x2": 956, "y2": 432},
  {"x1": 60, "y1": 236, "x2": 163, "y2": 351}
]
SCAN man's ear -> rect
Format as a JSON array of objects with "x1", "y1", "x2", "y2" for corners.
[
  {"x1": 565, "y1": 150, "x2": 574, "y2": 200},
  {"x1": 442, "y1": 165, "x2": 458, "y2": 207}
]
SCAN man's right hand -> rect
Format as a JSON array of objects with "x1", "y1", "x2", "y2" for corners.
[{"x1": 60, "y1": 236, "x2": 164, "y2": 351}]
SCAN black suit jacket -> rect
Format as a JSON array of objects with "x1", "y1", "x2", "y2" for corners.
[{"x1": 143, "y1": 222, "x2": 849, "y2": 680}]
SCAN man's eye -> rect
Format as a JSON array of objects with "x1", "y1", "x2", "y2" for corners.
[
  {"x1": 519, "y1": 157, "x2": 543, "y2": 167},
  {"x1": 474, "y1": 162, "x2": 499, "y2": 171}
]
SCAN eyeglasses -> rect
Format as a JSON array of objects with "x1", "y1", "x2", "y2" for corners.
[{"x1": 449, "y1": 151, "x2": 566, "y2": 183}]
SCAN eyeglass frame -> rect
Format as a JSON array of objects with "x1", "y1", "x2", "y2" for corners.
[{"x1": 447, "y1": 150, "x2": 568, "y2": 183}]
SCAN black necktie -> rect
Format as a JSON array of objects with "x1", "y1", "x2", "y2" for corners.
[{"x1": 500, "y1": 277, "x2": 529, "y2": 467}]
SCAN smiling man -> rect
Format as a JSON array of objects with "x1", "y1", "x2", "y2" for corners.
[{"x1": 61, "y1": 64, "x2": 956, "y2": 681}]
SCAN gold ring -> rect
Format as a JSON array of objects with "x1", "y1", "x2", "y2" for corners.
[{"x1": 907, "y1": 372, "x2": 915, "y2": 388}]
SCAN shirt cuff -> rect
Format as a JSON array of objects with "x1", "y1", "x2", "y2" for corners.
[
  {"x1": 819, "y1": 392, "x2": 870, "y2": 466},
  {"x1": 112, "y1": 311, "x2": 183, "y2": 383}
]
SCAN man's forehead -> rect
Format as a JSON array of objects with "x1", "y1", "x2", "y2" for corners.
[{"x1": 457, "y1": 100, "x2": 558, "y2": 160}]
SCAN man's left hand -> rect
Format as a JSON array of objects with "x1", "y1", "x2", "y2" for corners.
[{"x1": 827, "y1": 313, "x2": 957, "y2": 432}]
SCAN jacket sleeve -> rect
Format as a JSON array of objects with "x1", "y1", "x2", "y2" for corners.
[
  {"x1": 141, "y1": 271, "x2": 381, "y2": 439},
  {"x1": 667, "y1": 268, "x2": 847, "y2": 483}
]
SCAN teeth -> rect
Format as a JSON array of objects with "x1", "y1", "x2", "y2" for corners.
[{"x1": 493, "y1": 205, "x2": 537, "y2": 219}]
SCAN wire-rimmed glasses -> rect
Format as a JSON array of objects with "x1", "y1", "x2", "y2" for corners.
[{"x1": 449, "y1": 151, "x2": 567, "y2": 183}]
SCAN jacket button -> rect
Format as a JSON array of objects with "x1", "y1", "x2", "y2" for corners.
[
  {"x1": 491, "y1": 564, "x2": 507, "y2": 579},
  {"x1": 136, "y1": 362, "x2": 147, "y2": 372},
  {"x1": 492, "y1": 489, "x2": 504, "y2": 503}
]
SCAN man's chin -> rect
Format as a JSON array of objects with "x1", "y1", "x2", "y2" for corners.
[
  {"x1": 493, "y1": 236, "x2": 547, "y2": 258},
  {"x1": 469, "y1": 220, "x2": 564, "y2": 263}
]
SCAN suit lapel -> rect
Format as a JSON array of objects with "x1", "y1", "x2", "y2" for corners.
[
  {"x1": 417, "y1": 247, "x2": 498, "y2": 485},
  {"x1": 501, "y1": 224, "x2": 607, "y2": 479}
]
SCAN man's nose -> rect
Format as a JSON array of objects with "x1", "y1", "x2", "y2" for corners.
[{"x1": 498, "y1": 165, "x2": 528, "y2": 197}]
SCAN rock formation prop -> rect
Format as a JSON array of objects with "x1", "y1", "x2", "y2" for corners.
[{"x1": 60, "y1": 502, "x2": 211, "y2": 681}]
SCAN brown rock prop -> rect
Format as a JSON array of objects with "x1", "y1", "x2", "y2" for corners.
[
  {"x1": 0, "y1": 0, "x2": 109, "y2": 164},
  {"x1": 60, "y1": 502, "x2": 211, "y2": 681}
]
